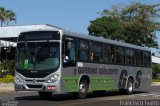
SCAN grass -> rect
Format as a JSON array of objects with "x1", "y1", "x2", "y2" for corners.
[
  {"x1": 0, "y1": 75, "x2": 14, "y2": 83},
  {"x1": 152, "y1": 78, "x2": 160, "y2": 82}
]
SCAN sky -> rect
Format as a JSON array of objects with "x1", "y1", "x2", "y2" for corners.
[{"x1": 0, "y1": 0, "x2": 160, "y2": 55}]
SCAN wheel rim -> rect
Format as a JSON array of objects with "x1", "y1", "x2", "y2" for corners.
[
  {"x1": 79, "y1": 83, "x2": 86, "y2": 94},
  {"x1": 128, "y1": 82, "x2": 133, "y2": 92}
]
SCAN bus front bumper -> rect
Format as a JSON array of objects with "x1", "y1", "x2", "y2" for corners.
[{"x1": 15, "y1": 82, "x2": 61, "y2": 93}]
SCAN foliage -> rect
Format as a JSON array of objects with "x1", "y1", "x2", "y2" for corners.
[
  {"x1": 152, "y1": 64, "x2": 160, "y2": 79},
  {"x1": 0, "y1": 75, "x2": 14, "y2": 83},
  {"x1": 88, "y1": 17, "x2": 125, "y2": 40},
  {"x1": 0, "y1": 60, "x2": 15, "y2": 76},
  {"x1": 152, "y1": 78, "x2": 160, "y2": 82},
  {"x1": 88, "y1": 2, "x2": 160, "y2": 48},
  {"x1": 0, "y1": 7, "x2": 16, "y2": 26},
  {"x1": 152, "y1": 64, "x2": 160, "y2": 73}
]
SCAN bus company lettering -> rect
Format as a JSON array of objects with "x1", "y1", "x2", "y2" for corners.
[
  {"x1": 78, "y1": 67, "x2": 118, "y2": 75},
  {"x1": 78, "y1": 67, "x2": 98, "y2": 74}
]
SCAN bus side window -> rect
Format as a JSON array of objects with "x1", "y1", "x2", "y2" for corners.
[
  {"x1": 116, "y1": 46, "x2": 124, "y2": 64},
  {"x1": 63, "y1": 36, "x2": 76, "y2": 66},
  {"x1": 135, "y1": 50, "x2": 141, "y2": 66},
  {"x1": 103, "y1": 44, "x2": 109, "y2": 63},
  {"x1": 108, "y1": 45, "x2": 115, "y2": 64},
  {"x1": 143, "y1": 51, "x2": 151, "y2": 67},
  {"x1": 79, "y1": 39, "x2": 89, "y2": 61}
]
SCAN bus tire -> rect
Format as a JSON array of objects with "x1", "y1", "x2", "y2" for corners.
[
  {"x1": 38, "y1": 92, "x2": 52, "y2": 99},
  {"x1": 77, "y1": 80, "x2": 88, "y2": 99},
  {"x1": 119, "y1": 78, "x2": 133, "y2": 95},
  {"x1": 126, "y1": 78, "x2": 133, "y2": 95}
]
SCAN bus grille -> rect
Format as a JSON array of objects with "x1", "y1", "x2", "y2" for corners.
[
  {"x1": 25, "y1": 80, "x2": 45, "y2": 83},
  {"x1": 26, "y1": 84, "x2": 43, "y2": 89}
]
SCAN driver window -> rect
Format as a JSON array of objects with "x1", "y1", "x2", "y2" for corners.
[{"x1": 63, "y1": 36, "x2": 76, "y2": 66}]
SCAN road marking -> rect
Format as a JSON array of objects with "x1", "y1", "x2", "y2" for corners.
[
  {"x1": 122, "y1": 93, "x2": 160, "y2": 100},
  {"x1": 138, "y1": 94, "x2": 157, "y2": 96},
  {"x1": 136, "y1": 93, "x2": 160, "y2": 97}
]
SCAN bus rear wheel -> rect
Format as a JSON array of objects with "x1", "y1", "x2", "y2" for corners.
[
  {"x1": 126, "y1": 78, "x2": 133, "y2": 94},
  {"x1": 119, "y1": 78, "x2": 133, "y2": 95},
  {"x1": 38, "y1": 92, "x2": 52, "y2": 99},
  {"x1": 77, "y1": 80, "x2": 88, "y2": 99}
]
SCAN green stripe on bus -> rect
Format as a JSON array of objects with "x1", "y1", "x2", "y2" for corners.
[
  {"x1": 89, "y1": 76, "x2": 117, "y2": 91},
  {"x1": 62, "y1": 77, "x2": 79, "y2": 92},
  {"x1": 62, "y1": 76, "x2": 118, "y2": 92}
]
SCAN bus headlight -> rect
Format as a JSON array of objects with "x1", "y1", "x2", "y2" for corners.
[
  {"x1": 46, "y1": 73, "x2": 60, "y2": 83},
  {"x1": 15, "y1": 74, "x2": 23, "y2": 83}
]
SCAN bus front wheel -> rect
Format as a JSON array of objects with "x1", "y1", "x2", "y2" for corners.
[{"x1": 77, "y1": 80, "x2": 88, "y2": 99}]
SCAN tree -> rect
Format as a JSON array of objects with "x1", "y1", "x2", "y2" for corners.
[
  {"x1": 88, "y1": 2, "x2": 160, "y2": 48},
  {"x1": 0, "y1": 7, "x2": 6, "y2": 26},
  {"x1": 152, "y1": 64, "x2": 160, "y2": 79},
  {"x1": 0, "y1": 7, "x2": 16, "y2": 77},
  {"x1": 5, "y1": 10, "x2": 16, "y2": 26},
  {"x1": 88, "y1": 16, "x2": 125, "y2": 41},
  {"x1": 0, "y1": 7, "x2": 16, "y2": 26}
]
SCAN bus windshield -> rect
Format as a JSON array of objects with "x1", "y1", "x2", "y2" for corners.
[{"x1": 15, "y1": 42, "x2": 60, "y2": 72}]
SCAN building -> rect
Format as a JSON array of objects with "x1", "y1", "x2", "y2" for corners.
[{"x1": 152, "y1": 56, "x2": 160, "y2": 64}]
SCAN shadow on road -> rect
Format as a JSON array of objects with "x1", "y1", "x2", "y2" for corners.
[{"x1": 15, "y1": 91, "x2": 147, "y2": 101}]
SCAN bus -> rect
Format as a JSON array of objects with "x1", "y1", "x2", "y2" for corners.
[{"x1": 14, "y1": 25, "x2": 152, "y2": 99}]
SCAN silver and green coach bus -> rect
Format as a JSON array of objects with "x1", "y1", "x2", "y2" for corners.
[{"x1": 14, "y1": 26, "x2": 152, "y2": 99}]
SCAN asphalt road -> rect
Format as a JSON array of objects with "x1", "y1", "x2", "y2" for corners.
[{"x1": 0, "y1": 85, "x2": 160, "y2": 106}]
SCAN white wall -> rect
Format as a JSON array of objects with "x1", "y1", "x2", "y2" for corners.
[{"x1": 152, "y1": 56, "x2": 160, "y2": 64}]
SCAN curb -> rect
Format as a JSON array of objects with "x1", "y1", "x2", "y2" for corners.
[{"x1": 151, "y1": 82, "x2": 160, "y2": 86}]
